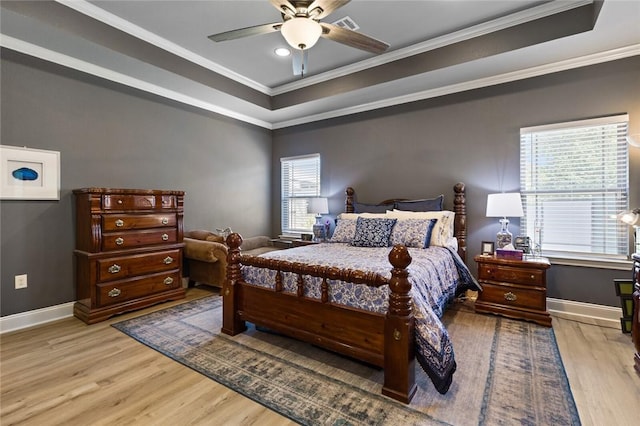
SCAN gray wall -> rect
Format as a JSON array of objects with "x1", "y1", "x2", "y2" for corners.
[
  {"x1": 1, "y1": 50, "x2": 272, "y2": 316},
  {"x1": 272, "y1": 56, "x2": 640, "y2": 307}
]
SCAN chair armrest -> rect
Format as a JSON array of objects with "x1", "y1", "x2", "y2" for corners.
[{"x1": 184, "y1": 238, "x2": 228, "y2": 263}]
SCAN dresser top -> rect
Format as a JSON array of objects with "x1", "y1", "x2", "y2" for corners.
[{"x1": 73, "y1": 188, "x2": 184, "y2": 195}]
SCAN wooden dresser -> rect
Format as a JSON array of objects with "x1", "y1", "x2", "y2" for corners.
[
  {"x1": 632, "y1": 253, "x2": 640, "y2": 377},
  {"x1": 73, "y1": 188, "x2": 186, "y2": 324},
  {"x1": 474, "y1": 255, "x2": 551, "y2": 327}
]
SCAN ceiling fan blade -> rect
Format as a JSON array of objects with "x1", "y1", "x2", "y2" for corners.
[
  {"x1": 307, "y1": 0, "x2": 350, "y2": 20},
  {"x1": 269, "y1": 0, "x2": 297, "y2": 17},
  {"x1": 292, "y1": 50, "x2": 309, "y2": 76},
  {"x1": 208, "y1": 22, "x2": 282, "y2": 42},
  {"x1": 320, "y1": 23, "x2": 389, "y2": 54}
]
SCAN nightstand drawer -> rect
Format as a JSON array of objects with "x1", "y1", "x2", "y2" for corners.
[
  {"x1": 478, "y1": 283, "x2": 546, "y2": 311},
  {"x1": 478, "y1": 265, "x2": 544, "y2": 286}
]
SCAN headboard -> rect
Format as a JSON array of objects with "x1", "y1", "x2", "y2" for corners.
[{"x1": 343, "y1": 183, "x2": 467, "y2": 262}]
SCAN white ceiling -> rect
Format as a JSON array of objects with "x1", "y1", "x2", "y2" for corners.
[{"x1": 1, "y1": 0, "x2": 639, "y2": 129}]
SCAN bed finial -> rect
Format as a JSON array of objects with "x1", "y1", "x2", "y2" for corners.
[{"x1": 345, "y1": 187, "x2": 355, "y2": 213}]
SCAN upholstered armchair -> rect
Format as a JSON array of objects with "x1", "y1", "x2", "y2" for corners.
[{"x1": 183, "y1": 230, "x2": 278, "y2": 288}]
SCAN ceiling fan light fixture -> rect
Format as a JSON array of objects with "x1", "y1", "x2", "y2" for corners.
[{"x1": 281, "y1": 17, "x2": 322, "y2": 50}]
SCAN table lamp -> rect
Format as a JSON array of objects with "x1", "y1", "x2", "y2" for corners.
[
  {"x1": 618, "y1": 208, "x2": 640, "y2": 253},
  {"x1": 486, "y1": 193, "x2": 524, "y2": 249},
  {"x1": 307, "y1": 197, "x2": 329, "y2": 242}
]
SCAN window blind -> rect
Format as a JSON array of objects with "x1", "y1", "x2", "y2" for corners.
[
  {"x1": 281, "y1": 154, "x2": 321, "y2": 235},
  {"x1": 520, "y1": 115, "x2": 629, "y2": 259}
]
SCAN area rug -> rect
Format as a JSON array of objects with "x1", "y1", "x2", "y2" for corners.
[{"x1": 112, "y1": 296, "x2": 581, "y2": 425}]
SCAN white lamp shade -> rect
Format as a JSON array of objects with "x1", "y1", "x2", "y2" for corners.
[
  {"x1": 618, "y1": 208, "x2": 640, "y2": 226},
  {"x1": 307, "y1": 197, "x2": 329, "y2": 215},
  {"x1": 486, "y1": 193, "x2": 524, "y2": 218},
  {"x1": 281, "y1": 17, "x2": 322, "y2": 50}
]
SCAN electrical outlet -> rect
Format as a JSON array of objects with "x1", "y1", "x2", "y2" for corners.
[{"x1": 15, "y1": 274, "x2": 27, "y2": 289}]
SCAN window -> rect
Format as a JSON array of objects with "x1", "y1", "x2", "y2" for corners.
[
  {"x1": 281, "y1": 154, "x2": 321, "y2": 236},
  {"x1": 520, "y1": 115, "x2": 629, "y2": 260}
]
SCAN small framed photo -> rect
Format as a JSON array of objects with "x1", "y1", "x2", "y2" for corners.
[
  {"x1": 481, "y1": 241, "x2": 495, "y2": 256},
  {"x1": 1, "y1": 145, "x2": 60, "y2": 200}
]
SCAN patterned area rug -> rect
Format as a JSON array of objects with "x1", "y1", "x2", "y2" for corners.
[{"x1": 112, "y1": 296, "x2": 580, "y2": 426}]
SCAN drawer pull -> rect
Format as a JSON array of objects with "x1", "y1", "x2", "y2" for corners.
[
  {"x1": 117, "y1": 200, "x2": 123, "y2": 205},
  {"x1": 161, "y1": 217, "x2": 169, "y2": 225},
  {"x1": 162, "y1": 233, "x2": 169, "y2": 241},
  {"x1": 115, "y1": 237, "x2": 124, "y2": 246},
  {"x1": 108, "y1": 264, "x2": 121, "y2": 274},
  {"x1": 108, "y1": 288, "x2": 121, "y2": 298},
  {"x1": 504, "y1": 292, "x2": 517, "y2": 302},
  {"x1": 530, "y1": 275, "x2": 535, "y2": 279},
  {"x1": 163, "y1": 277, "x2": 174, "y2": 285},
  {"x1": 486, "y1": 269, "x2": 491, "y2": 274},
  {"x1": 163, "y1": 256, "x2": 174, "y2": 265},
  {"x1": 115, "y1": 219, "x2": 124, "y2": 227}
]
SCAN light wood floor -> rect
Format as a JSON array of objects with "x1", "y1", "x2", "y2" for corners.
[{"x1": 1, "y1": 287, "x2": 639, "y2": 425}]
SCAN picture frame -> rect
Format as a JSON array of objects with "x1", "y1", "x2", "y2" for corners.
[
  {"x1": 1, "y1": 145, "x2": 60, "y2": 200},
  {"x1": 481, "y1": 241, "x2": 495, "y2": 256}
]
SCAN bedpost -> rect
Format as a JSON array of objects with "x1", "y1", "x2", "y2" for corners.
[
  {"x1": 382, "y1": 245, "x2": 417, "y2": 403},
  {"x1": 221, "y1": 233, "x2": 247, "y2": 336},
  {"x1": 454, "y1": 182, "x2": 467, "y2": 262},
  {"x1": 345, "y1": 187, "x2": 355, "y2": 213}
]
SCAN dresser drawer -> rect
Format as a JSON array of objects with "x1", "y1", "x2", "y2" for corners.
[
  {"x1": 97, "y1": 249, "x2": 181, "y2": 282},
  {"x1": 103, "y1": 194, "x2": 157, "y2": 210},
  {"x1": 102, "y1": 214, "x2": 177, "y2": 231},
  {"x1": 478, "y1": 282, "x2": 546, "y2": 311},
  {"x1": 102, "y1": 229, "x2": 178, "y2": 251},
  {"x1": 96, "y1": 270, "x2": 181, "y2": 307},
  {"x1": 478, "y1": 264, "x2": 544, "y2": 286}
]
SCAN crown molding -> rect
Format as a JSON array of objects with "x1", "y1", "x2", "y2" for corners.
[
  {"x1": 0, "y1": 35, "x2": 273, "y2": 129},
  {"x1": 2, "y1": 33, "x2": 638, "y2": 130},
  {"x1": 55, "y1": 0, "x2": 273, "y2": 95},
  {"x1": 271, "y1": 0, "x2": 592, "y2": 94},
  {"x1": 272, "y1": 45, "x2": 640, "y2": 129}
]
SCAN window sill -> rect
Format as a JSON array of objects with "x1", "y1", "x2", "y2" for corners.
[{"x1": 545, "y1": 254, "x2": 632, "y2": 270}]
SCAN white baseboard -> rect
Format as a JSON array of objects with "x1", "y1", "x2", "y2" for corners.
[
  {"x1": 0, "y1": 302, "x2": 75, "y2": 334},
  {"x1": 0, "y1": 297, "x2": 625, "y2": 334},
  {"x1": 547, "y1": 297, "x2": 622, "y2": 329}
]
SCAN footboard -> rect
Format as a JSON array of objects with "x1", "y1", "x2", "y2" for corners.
[{"x1": 222, "y1": 233, "x2": 417, "y2": 403}]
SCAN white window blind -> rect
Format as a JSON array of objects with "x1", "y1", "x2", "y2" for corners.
[
  {"x1": 520, "y1": 115, "x2": 629, "y2": 259},
  {"x1": 281, "y1": 154, "x2": 321, "y2": 235}
]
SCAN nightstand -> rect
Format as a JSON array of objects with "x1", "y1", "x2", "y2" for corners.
[{"x1": 474, "y1": 255, "x2": 552, "y2": 327}]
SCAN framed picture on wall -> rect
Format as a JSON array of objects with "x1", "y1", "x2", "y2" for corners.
[
  {"x1": 0, "y1": 145, "x2": 60, "y2": 200},
  {"x1": 481, "y1": 241, "x2": 495, "y2": 256}
]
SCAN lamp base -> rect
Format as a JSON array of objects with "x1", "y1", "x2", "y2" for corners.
[
  {"x1": 496, "y1": 218, "x2": 512, "y2": 248},
  {"x1": 312, "y1": 215, "x2": 325, "y2": 242}
]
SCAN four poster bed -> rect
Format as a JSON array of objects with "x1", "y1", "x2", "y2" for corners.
[{"x1": 222, "y1": 182, "x2": 478, "y2": 403}]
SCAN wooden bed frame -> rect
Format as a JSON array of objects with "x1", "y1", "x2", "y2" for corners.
[{"x1": 222, "y1": 183, "x2": 467, "y2": 403}]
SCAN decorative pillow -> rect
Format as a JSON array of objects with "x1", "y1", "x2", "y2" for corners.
[
  {"x1": 390, "y1": 218, "x2": 438, "y2": 248},
  {"x1": 351, "y1": 217, "x2": 397, "y2": 247},
  {"x1": 353, "y1": 201, "x2": 394, "y2": 214},
  {"x1": 330, "y1": 218, "x2": 357, "y2": 243},
  {"x1": 395, "y1": 195, "x2": 444, "y2": 212},
  {"x1": 386, "y1": 210, "x2": 455, "y2": 247}
]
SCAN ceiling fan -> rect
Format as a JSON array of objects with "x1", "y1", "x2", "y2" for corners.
[{"x1": 207, "y1": 0, "x2": 390, "y2": 77}]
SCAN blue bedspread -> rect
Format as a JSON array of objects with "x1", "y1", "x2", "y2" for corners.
[{"x1": 241, "y1": 243, "x2": 480, "y2": 394}]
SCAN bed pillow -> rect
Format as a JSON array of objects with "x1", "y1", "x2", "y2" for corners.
[
  {"x1": 390, "y1": 218, "x2": 438, "y2": 248},
  {"x1": 387, "y1": 210, "x2": 455, "y2": 247},
  {"x1": 353, "y1": 201, "x2": 394, "y2": 214},
  {"x1": 395, "y1": 195, "x2": 444, "y2": 212},
  {"x1": 330, "y1": 218, "x2": 357, "y2": 243},
  {"x1": 351, "y1": 217, "x2": 397, "y2": 247},
  {"x1": 338, "y1": 212, "x2": 387, "y2": 220}
]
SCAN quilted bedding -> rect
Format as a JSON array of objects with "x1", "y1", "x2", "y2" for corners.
[{"x1": 241, "y1": 242, "x2": 480, "y2": 394}]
